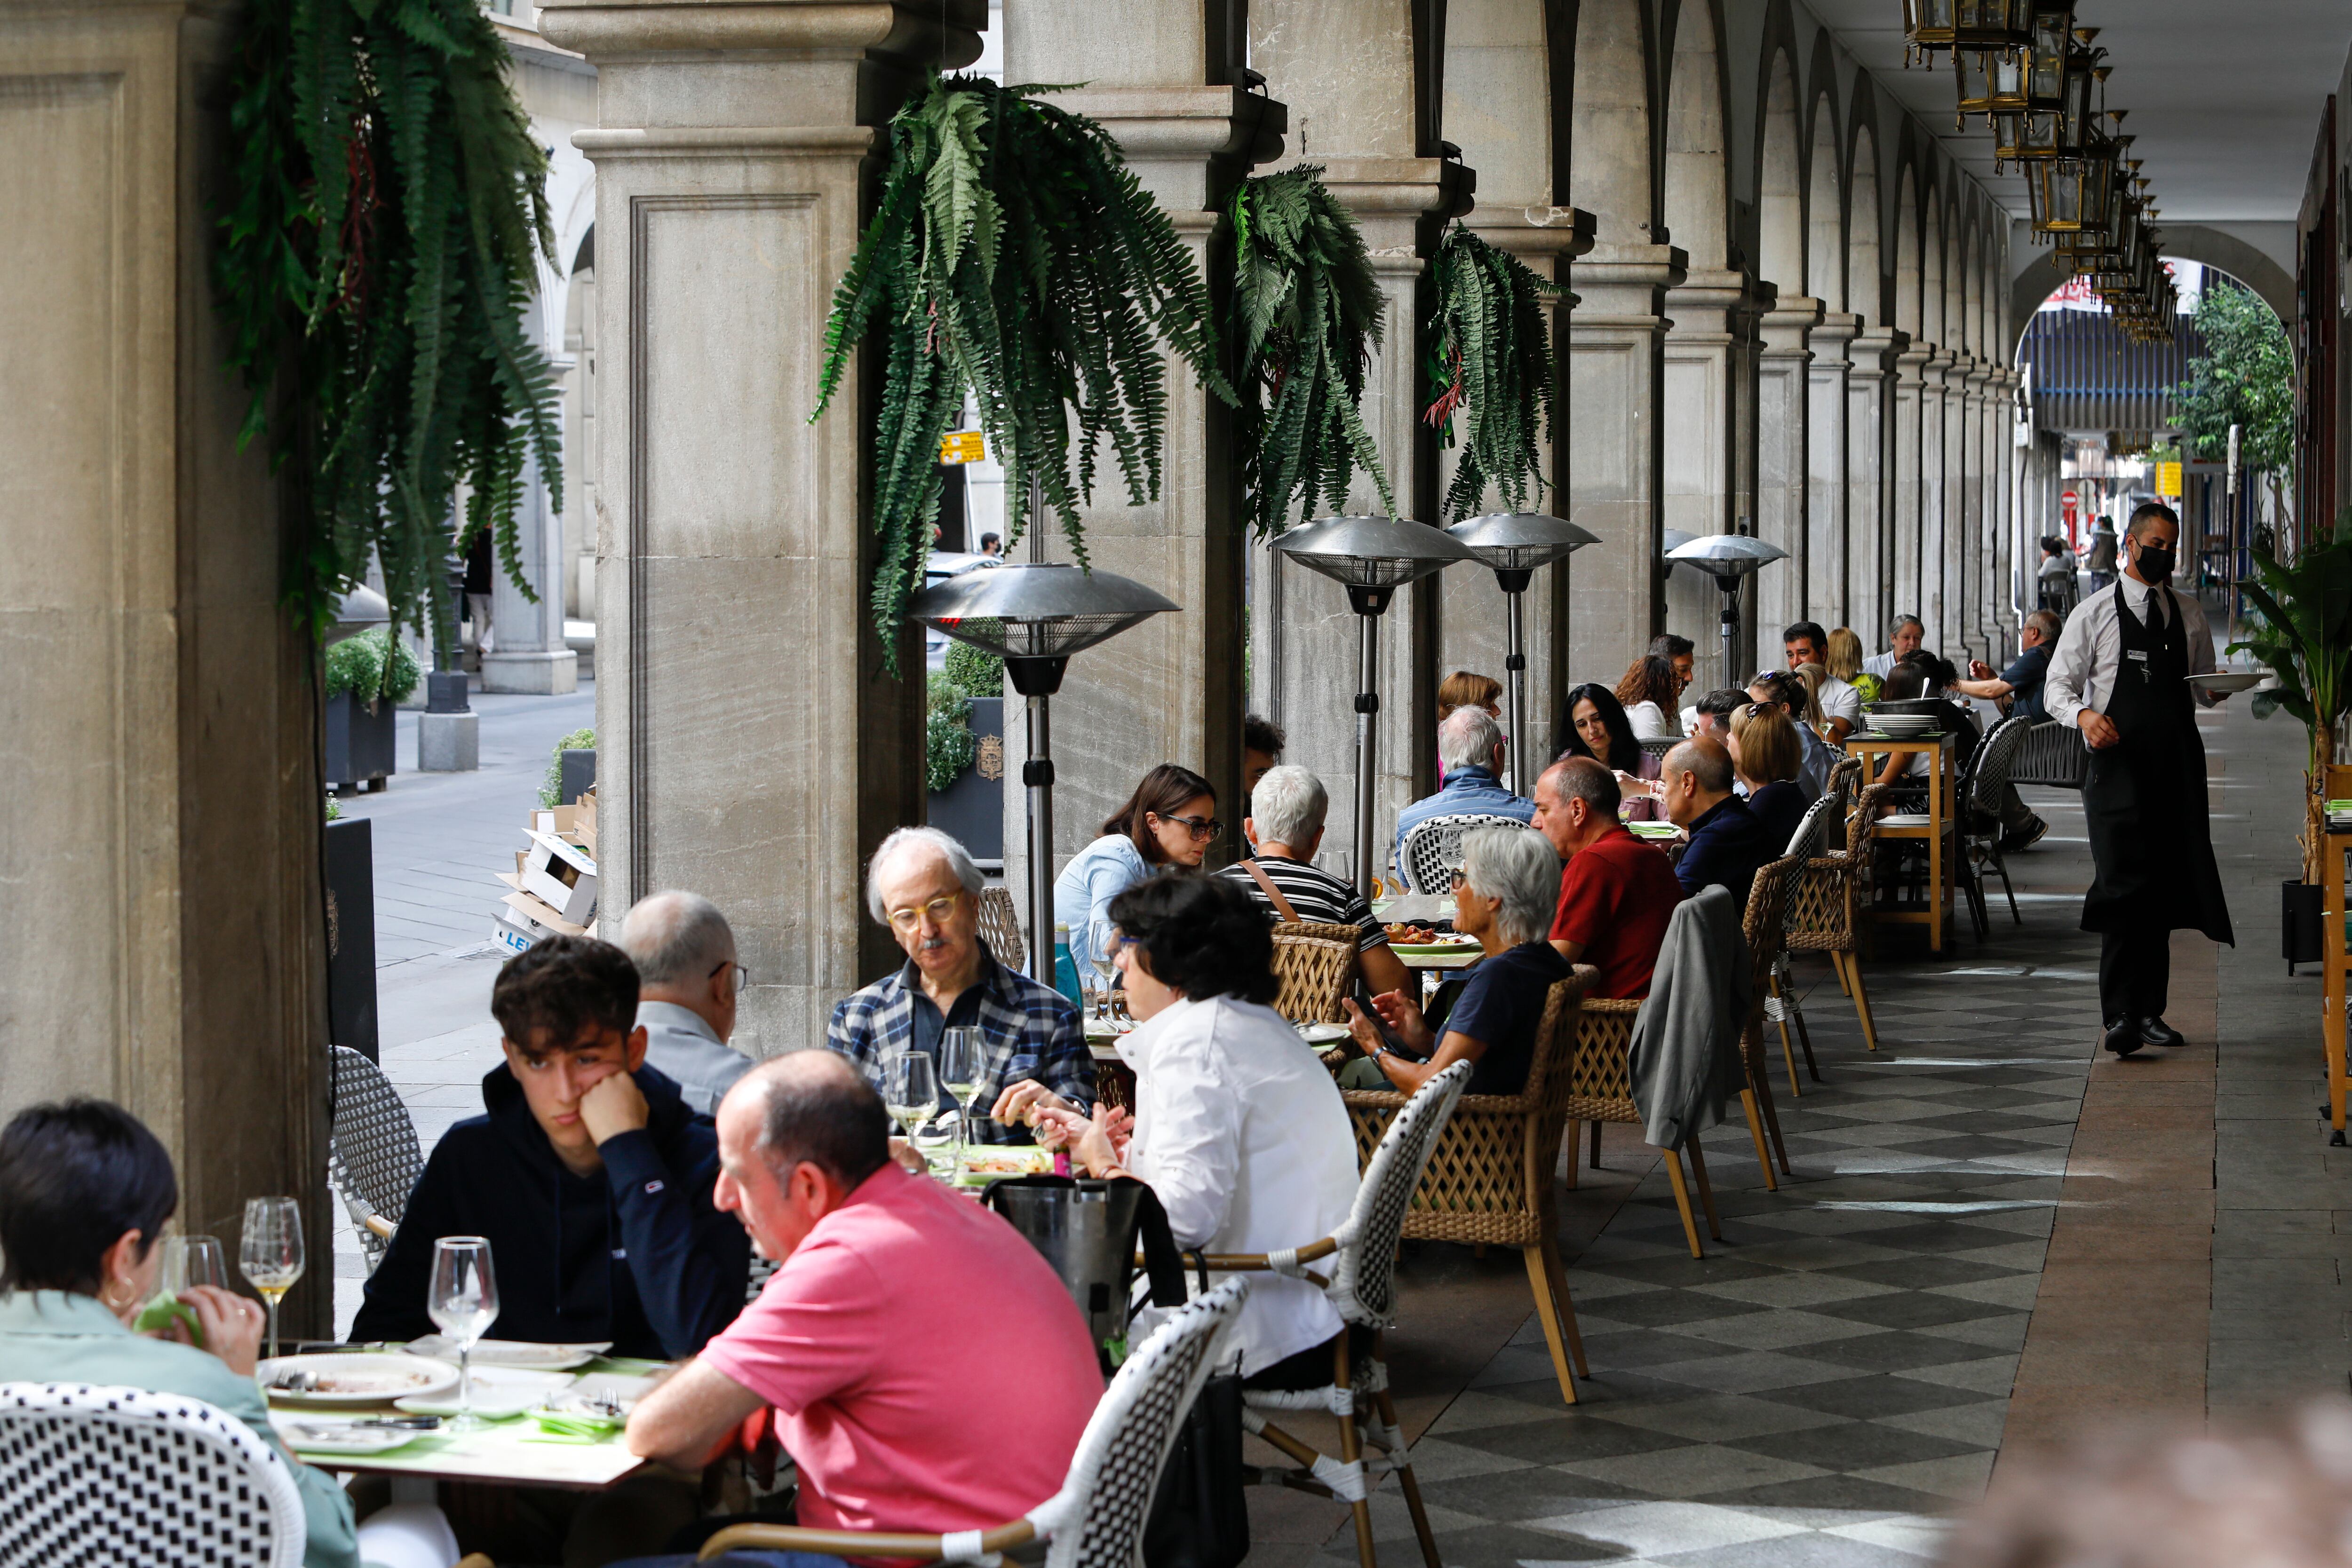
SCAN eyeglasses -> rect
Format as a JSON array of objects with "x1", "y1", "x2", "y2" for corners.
[
  {"x1": 1446, "y1": 868, "x2": 1470, "y2": 890},
  {"x1": 884, "y1": 894, "x2": 966, "y2": 932},
  {"x1": 1159, "y1": 813, "x2": 1223, "y2": 842},
  {"x1": 709, "y1": 959, "x2": 751, "y2": 995}
]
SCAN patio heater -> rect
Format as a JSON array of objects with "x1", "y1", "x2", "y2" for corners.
[
  {"x1": 1664, "y1": 533, "x2": 1790, "y2": 693},
  {"x1": 906, "y1": 507, "x2": 1177, "y2": 982},
  {"x1": 1444, "y1": 512, "x2": 1601, "y2": 791},
  {"x1": 1272, "y1": 515, "x2": 1479, "y2": 896}
]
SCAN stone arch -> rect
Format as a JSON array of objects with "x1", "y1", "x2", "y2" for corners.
[
  {"x1": 1847, "y1": 118, "x2": 1883, "y2": 326},
  {"x1": 2008, "y1": 222, "x2": 2297, "y2": 339},
  {"x1": 1894, "y1": 163, "x2": 1922, "y2": 339},
  {"x1": 1806, "y1": 85, "x2": 1843, "y2": 312},
  {"x1": 1963, "y1": 211, "x2": 1988, "y2": 358},
  {"x1": 1941, "y1": 188, "x2": 1967, "y2": 355},
  {"x1": 1661, "y1": 0, "x2": 1729, "y2": 269},
  {"x1": 1755, "y1": 40, "x2": 1804, "y2": 297},
  {"x1": 1571, "y1": 0, "x2": 1655, "y2": 247},
  {"x1": 1922, "y1": 186, "x2": 1943, "y2": 348}
]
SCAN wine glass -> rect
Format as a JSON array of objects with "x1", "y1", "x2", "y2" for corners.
[
  {"x1": 167, "y1": 1235, "x2": 229, "y2": 1293},
  {"x1": 938, "y1": 1029, "x2": 985, "y2": 1177},
  {"x1": 239, "y1": 1198, "x2": 304, "y2": 1364},
  {"x1": 428, "y1": 1237, "x2": 500, "y2": 1432},
  {"x1": 884, "y1": 1053, "x2": 940, "y2": 1173}
]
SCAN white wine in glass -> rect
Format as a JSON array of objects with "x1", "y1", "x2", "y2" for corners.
[
  {"x1": 938, "y1": 1029, "x2": 984, "y2": 1176},
  {"x1": 884, "y1": 1053, "x2": 940, "y2": 1170},
  {"x1": 429, "y1": 1236, "x2": 500, "y2": 1432},
  {"x1": 239, "y1": 1198, "x2": 304, "y2": 1363}
]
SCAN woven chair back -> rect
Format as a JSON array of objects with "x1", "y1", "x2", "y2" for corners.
[
  {"x1": 1343, "y1": 968, "x2": 1596, "y2": 1249},
  {"x1": 1963, "y1": 715, "x2": 2034, "y2": 824},
  {"x1": 1034, "y1": 1280, "x2": 1247, "y2": 1568},
  {"x1": 1269, "y1": 922, "x2": 1358, "y2": 1024},
  {"x1": 977, "y1": 886, "x2": 1026, "y2": 973},
  {"x1": 1328, "y1": 1063, "x2": 1472, "y2": 1329},
  {"x1": 1638, "y1": 736, "x2": 1680, "y2": 762},
  {"x1": 2010, "y1": 719, "x2": 2088, "y2": 789},
  {"x1": 1397, "y1": 812, "x2": 1533, "y2": 896},
  {"x1": 1787, "y1": 779, "x2": 1889, "y2": 955},
  {"x1": 1563, "y1": 996, "x2": 1644, "y2": 1123},
  {"x1": 328, "y1": 1045, "x2": 422, "y2": 1272},
  {"x1": 1784, "y1": 793, "x2": 1839, "y2": 863},
  {"x1": 1826, "y1": 754, "x2": 1863, "y2": 815},
  {"x1": 0, "y1": 1383, "x2": 306, "y2": 1568}
]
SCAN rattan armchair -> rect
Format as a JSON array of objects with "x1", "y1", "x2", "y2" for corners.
[
  {"x1": 1739, "y1": 858, "x2": 1798, "y2": 1183},
  {"x1": 976, "y1": 886, "x2": 1025, "y2": 973},
  {"x1": 1343, "y1": 970, "x2": 1595, "y2": 1406},
  {"x1": 1784, "y1": 782, "x2": 1890, "y2": 1052},
  {"x1": 1562, "y1": 995, "x2": 1723, "y2": 1261},
  {"x1": 1271, "y1": 921, "x2": 1359, "y2": 1024}
]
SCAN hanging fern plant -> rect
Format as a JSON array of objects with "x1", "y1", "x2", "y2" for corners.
[
  {"x1": 1228, "y1": 166, "x2": 1395, "y2": 536},
  {"x1": 215, "y1": 0, "x2": 564, "y2": 653},
  {"x1": 1423, "y1": 222, "x2": 1564, "y2": 522},
  {"x1": 811, "y1": 73, "x2": 1230, "y2": 658}
]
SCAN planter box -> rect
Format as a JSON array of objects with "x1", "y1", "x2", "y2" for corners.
[
  {"x1": 326, "y1": 689, "x2": 398, "y2": 792},
  {"x1": 324, "y1": 816, "x2": 379, "y2": 1060},
  {"x1": 929, "y1": 695, "x2": 1005, "y2": 864}
]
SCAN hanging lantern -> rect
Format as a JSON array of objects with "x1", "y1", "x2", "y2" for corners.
[
  {"x1": 1956, "y1": 42, "x2": 2031, "y2": 120},
  {"x1": 2027, "y1": 5, "x2": 2075, "y2": 110},
  {"x1": 1903, "y1": 0, "x2": 1956, "y2": 60},
  {"x1": 1955, "y1": 0, "x2": 2033, "y2": 46},
  {"x1": 2034, "y1": 155, "x2": 2089, "y2": 232}
]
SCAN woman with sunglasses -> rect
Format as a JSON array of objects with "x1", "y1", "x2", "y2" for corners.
[{"x1": 1052, "y1": 763, "x2": 1220, "y2": 990}]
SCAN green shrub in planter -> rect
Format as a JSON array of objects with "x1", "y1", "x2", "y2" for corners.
[
  {"x1": 324, "y1": 627, "x2": 422, "y2": 706},
  {"x1": 540, "y1": 729, "x2": 596, "y2": 809},
  {"x1": 940, "y1": 641, "x2": 1003, "y2": 701},
  {"x1": 927, "y1": 678, "x2": 977, "y2": 794}
]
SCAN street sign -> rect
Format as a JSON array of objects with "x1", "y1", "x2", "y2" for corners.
[{"x1": 940, "y1": 431, "x2": 986, "y2": 466}]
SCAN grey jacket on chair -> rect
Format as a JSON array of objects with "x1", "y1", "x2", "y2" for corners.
[{"x1": 1626, "y1": 885, "x2": 1750, "y2": 1149}]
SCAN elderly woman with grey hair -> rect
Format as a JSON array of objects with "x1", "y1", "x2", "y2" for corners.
[{"x1": 1339, "y1": 825, "x2": 1574, "y2": 1096}]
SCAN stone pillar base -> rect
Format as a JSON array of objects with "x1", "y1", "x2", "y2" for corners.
[
  {"x1": 419, "y1": 712, "x2": 480, "y2": 772},
  {"x1": 482, "y1": 648, "x2": 580, "y2": 695}
]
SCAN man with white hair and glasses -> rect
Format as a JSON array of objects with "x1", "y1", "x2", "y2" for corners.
[
  {"x1": 1339, "y1": 825, "x2": 1569, "y2": 1097},
  {"x1": 1217, "y1": 765, "x2": 1412, "y2": 999},
  {"x1": 620, "y1": 891, "x2": 754, "y2": 1116},
  {"x1": 827, "y1": 827, "x2": 1092, "y2": 1143},
  {"x1": 1390, "y1": 705, "x2": 1534, "y2": 891}
]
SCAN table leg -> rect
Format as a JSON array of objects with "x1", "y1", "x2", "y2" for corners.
[
  {"x1": 1928, "y1": 749, "x2": 1945, "y2": 953},
  {"x1": 2328, "y1": 847, "x2": 2348, "y2": 1145}
]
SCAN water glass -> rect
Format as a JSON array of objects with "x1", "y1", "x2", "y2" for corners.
[
  {"x1": 238, "y1": 1198, "x2": 304, "y2": 1363},
  {"x1": 428, "y1": 1237, "x2": 500, "y2": 1431},
  {"x1": 165, "y1": 1235, "x2": 229, "y2": 1294}
]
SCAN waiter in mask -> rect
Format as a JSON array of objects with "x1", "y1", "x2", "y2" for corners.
[{"x1": 2044, "y1": 501, "x2": 2235, "y2": 1057}]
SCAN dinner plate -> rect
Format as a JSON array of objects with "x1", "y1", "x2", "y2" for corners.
[
  {"x1": 404, "y1": 1338, "x2": 610, "y2": 1372},
  {"x1": 262, "y1": 1353, "x2": 461, "y2": 1405},
  {"x1": 1295, "y1": 1022, "x2": 1351, "y2": 1046},
  {"x1": 1627, "y1": 823, "x2": 1680, "y2": 839},
  {"x1": 1393, "y1": 941, "x2": 1482, "y2": 958},
  {"x1": 1878, "y1": 813, "x2": 1934, "y2": 827},
  {"x1": 393, "y1": 1365, "x2": 574, "y2": 1418},
  {"x1": 270, "y1": 1416, "x2": 429, "y2": 1455},
  {"x1": 2189, "y1": 671, "x2": 2266, "y2": 694},
  {"x1": 955, "y1": 1147, "x2": 1056, "y2": 1184}
]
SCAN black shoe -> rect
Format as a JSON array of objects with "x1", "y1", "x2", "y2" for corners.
[
  {"x1": 1998, "y1": 817, "x2": 2050, "y2": 854},
  {"x1": 2103, "y1": 1018, "x2": 2144, "y2": 1056},
  {"x1": 2138, "y1": 1017, "x2": 2186, "y2": 1049}
]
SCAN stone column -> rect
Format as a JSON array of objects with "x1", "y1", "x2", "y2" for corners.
[
  {"x1": 1916, "y1": 349, "x2": 1952, "y2": 648},
  {"x1": 1247, "y1": 0, "x2": 1469, "y2": 884},
  {"x1": 1567, "y1": 244, "x2": 1686, "y2": 683},
  {"x1": 1889, "y1": 344, "x2": 1928, "y2": 632},
  {"x1": 1846, "y1": 326, "x2": 1905, "y2": 642},
  {"x1": 1661, "y1": 268, "x2": 1743, "y2": 681},
  {"x1": 1807, "y1": 312, "x2": 1856, "y2": 627},
  {"x1": 1961, "y1": 362, "x2": 1992, "y2": 661},
  {"x1": 1993, "y1": 370, "x2": 2022, "y2": 642},
  {"x1": 1001, "y1": 8, "x2": 1284, "y2": 892},
  {"x1": 481, "y1": 285, "x2": 581, "y2": 695},
  {"x1": 538, "y1": 0, "x2": 973, "y2": 1046},
  {"x1": 1754, "y1": 297, "x2": 1818, "y2": 641},
  {"x1": 0, "y1": 0, "x2": 330, "y2": 1329}
]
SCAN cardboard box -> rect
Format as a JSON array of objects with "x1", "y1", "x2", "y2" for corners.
[
  {"x1": 501, "y1": 885, "x2": 587, "y2": 938},
  {"x1": 574, "y1": 788, "x2": 597, "y2": 859},
  {"x1": 491, "y1": 912, "x2": 540, "y2": 956},
  {"x1": 522, "y1": 830, "x2": 599, "y2": 925}
]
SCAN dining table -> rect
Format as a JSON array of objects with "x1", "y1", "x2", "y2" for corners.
[{"x1": 1837, "y1": 729, "x2": 1956, "y2": 952}]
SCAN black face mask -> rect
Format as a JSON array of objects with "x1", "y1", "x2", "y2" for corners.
[{"x1": 2133, "y1": 541, "x2": 2175, "y2": 584}]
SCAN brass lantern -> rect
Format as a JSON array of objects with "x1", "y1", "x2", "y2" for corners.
[
  {"x1": 1956, "y1": 0, "x2": 2033, "y2": 46},
  {"x1": 1956, "y1": 42, "x2": 2031, "y2": 120},
  {"x1": 2034, "y1": 155, "x2": 2089, "y2": 232},
  {"x1": 1903, "y1": 0, "x2": 1956, "y2": 59},
  {"x1": 2027, "y1": 4, "x2": 2075, "y2": 110}
]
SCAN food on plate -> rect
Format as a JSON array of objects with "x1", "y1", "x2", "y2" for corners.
[
  {"x1": 1383, "y1": 923, "x2": 1439, "y2": 944},
  {"x1": 272, "y1": 1367, "x2": 431, "y2": 1395},
  {"x1": 961, "y1": 1149, "x2": 1051, "y2": 1176}
]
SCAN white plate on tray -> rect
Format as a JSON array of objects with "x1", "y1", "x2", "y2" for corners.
[
  {"x1": 262, "y1": 1353, "x2": 460, "y2": 1405},
  {"x1": 1295, "y1": 1022, "x2": 1351, "y2": 1046},
  {"x1": 394, "y1": 1365, "x2": 575, "y2": 1418},
  {"x1": 270, "y1": 1415, "x2": 431, "y2": 1455},
  {"x1": 2189, "y1": 671, "x2": 2265, "y2": 694},
  {"x1": 405, "y1": 1338, "x2": 610, "y2": 1372}
]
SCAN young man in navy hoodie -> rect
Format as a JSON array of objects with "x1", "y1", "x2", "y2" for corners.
[{"x1": 354, "y1": 935, "x2": 750, "y2": 1359}]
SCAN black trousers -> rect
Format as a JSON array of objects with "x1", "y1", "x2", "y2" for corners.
[{"x1": 2099, "y1": 924, "x2": 2172, "y2": 1025}]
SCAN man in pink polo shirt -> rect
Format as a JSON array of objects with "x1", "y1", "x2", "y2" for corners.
[{"x1": 623, "y1": 1052, "x2": 1101, "y2": 1563}]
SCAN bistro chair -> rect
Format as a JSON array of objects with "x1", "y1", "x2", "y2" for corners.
[
  {"x1": 701, "y1": 1280, "x2": 1248, "y2": 1567},
  {"x1": 1270, "y1": 920, "x2": 1359, "y2": 1025},
  {"x1": 1955, "y1": 715, "x2": 2034, "y2": 938},
  {"x1": 1396, "y1": 812, "x2": 1529, "y2": 897},
  {"x1": 1223, "y1": 1062, "x2": 1471, "y2": 1568},
  {"x1": 1346, "y1": 977, "x2": 1594, "y2": 1409},
  {"x1": 1739, "y1": 859, "x2": 1799, "y2": 1180},
  {"x1": 2010, "y1": 718, "x2": 2088, "y2": 789},
  {"x1": 976, "y1": 886, "x2": 1025, "y2": 972},
  {"x1": 1564, "y1": 993, "x2": 1724, "y2": 1262},
  {"x1": 1826, "y1": 754, "x2": 1864, "y2": 819},
  {"x1": 329, "y1": 1045, "x2": 422, "y2": 1272},
  {"x1": 0, "y1": 1383, "x2": 306, "y2": 1568},
  {"x1": 1638, "y1": 736, "x2": 1679, "y2": 764},
  {"x1": 1785, "y1": 783, "x2": 1889, "y2": 1052},
  {"x1": 1764, "y1": 797, "x2": 1843, "y2": 1096}
]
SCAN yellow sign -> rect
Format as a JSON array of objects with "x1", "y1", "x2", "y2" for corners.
[
  {"x1": 2155, "y1": 460, "x2": 2181, "y2": 498},
  {"x1": 940, "y1": 431, "x2": 986, "y2": 466}
]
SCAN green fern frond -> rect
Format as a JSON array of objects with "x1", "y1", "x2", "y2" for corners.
[{"x1": 1425, "y1": 222, "x2": 1562, "y2": 521}]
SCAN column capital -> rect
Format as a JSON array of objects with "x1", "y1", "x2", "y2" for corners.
[
  {"x1": 1049, "y1": 87, "x2": 1288, "y2": 211},
  {"x1": 1760, "y1": 296, "x2": 1824, "y2": 356},
  {"x1": 1463, "y1": 206, "x2": 1596, "y2": 263},
  {"x1": 1810, "y1": 310, "x2": 1861, "y2": 350}
]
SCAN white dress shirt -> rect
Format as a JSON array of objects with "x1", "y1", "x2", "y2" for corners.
[
  {"x1": 1624, "y1": 700, "x2": 1676, "y2": 740},
  {"x1": 2042, "y1": 574, "x2": 2217, "y2": 733},
  {"x1": 1814, "y1": 673, "x2": 1863, "y2": 730},
  {"x1": 1862, "y1": 652, "x2": 1898, "y2": 679},
  {"x1": 1118, "y1": 994, "x2": 1359, "y2": 1376},
  {"x1": 636, "y1": 1000, "x2": 753, "y2": 1116}
]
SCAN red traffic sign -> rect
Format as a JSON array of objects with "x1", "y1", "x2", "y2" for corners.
[{"x1": 2061, "y1": 489, "x2": 2079, "y2": 504}]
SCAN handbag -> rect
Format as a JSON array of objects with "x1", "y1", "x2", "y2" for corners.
[{"x1": 1140, "y1": 1218, "x2": 1249, "y2": 1568}]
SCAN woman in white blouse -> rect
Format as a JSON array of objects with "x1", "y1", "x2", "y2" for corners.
[{"x1": 1013, "y1": 875, "x2": 1359, "y2": 1383}]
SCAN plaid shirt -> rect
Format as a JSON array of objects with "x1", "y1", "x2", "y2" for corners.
[{"x1": 826, "y1": 947, "x2": 1094, "y2": 1144}]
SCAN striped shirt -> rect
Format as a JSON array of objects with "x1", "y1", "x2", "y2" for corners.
[{"x1": 1215, "y1": 856, "x2": 1391, "y2": 956}]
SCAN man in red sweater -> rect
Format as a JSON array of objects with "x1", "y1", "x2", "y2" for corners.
[{"x1": 1531, "y1": 757, "x2": 1685, "y2": 999}]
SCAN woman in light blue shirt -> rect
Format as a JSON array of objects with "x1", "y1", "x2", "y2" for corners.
[{"x1": 1053, "y1": 763, "x2": 1218, "y2": 990}]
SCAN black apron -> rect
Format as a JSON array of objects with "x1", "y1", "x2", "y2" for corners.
[{"x1": 2079, "y1": 581, "x2": 2233, "y2": 943}]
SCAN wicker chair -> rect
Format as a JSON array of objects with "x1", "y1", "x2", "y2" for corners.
[
  {"x1": 1825, "y1": 754, "x2": 1864, "y2": 818},
  {"x1": 1739, "y1": 858, "x2": 1798, "y2": 1181},
  {"x1": 1562, "y1": 996, "x2": 1724, "y2": 1261},
  {"x1": 2010, "y1": 718, "x2": 2088, "y2": 788},
  {"x1": 1955, "y1": 715, "x2": 2034, "y2": 937},
  {"x1": 1344, "y1": 972, "x2": 1595, "y2": 1407},
  {"x1": 328, "y1": 1045, "x2": 422, "y2": 1272},
  {"x1": 1763, "y1": 798, "x2": 1842, "y2": 1096},
  {"x1": 977, "y1": 885, "x2": 1025, "y2": 972},
  {"x1": 1396, "y1": 812, "x2": 1529, "y2": 896},
  {"x1": 702, "y1": 1281, "x2": 1248, "y2": 1568},
  {"x1": 1270, "y1": 920, "x2": 1359, "y2": 1025},
  {"x1": 1785, "y1": 782, "x2": 1890, "y2": 1052},
  {"x1": 1638, "y1": 735, "x2": 1680, "y2": 763},
  {"x1": 0, "y1": 1383, "x2": 306, "y2": 1568}
]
